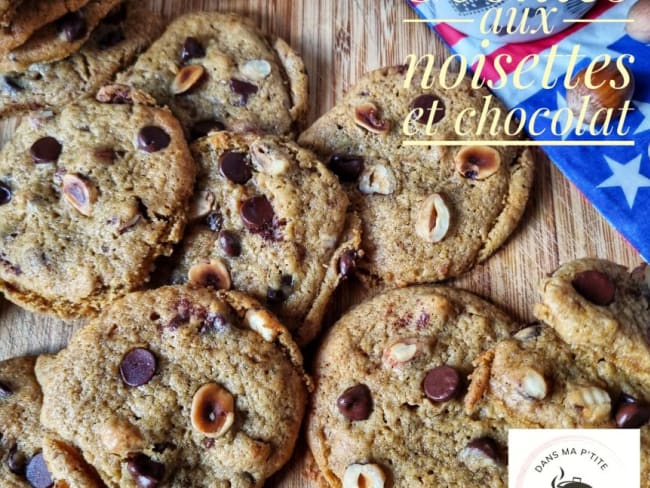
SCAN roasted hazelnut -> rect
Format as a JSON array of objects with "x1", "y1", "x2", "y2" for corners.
[
  {"x1": 567, "y1": 62, "x2": 635, "y2": 125},
  {"x1": 244, "y1": 308, "x2": 284, "y2": 342},
  {"x1": 188, "y1": 259, "x2": 231, "y2": 290},
  {"x1": 191, "y1": 383, "x2": 235, "y2": 438},
  {"x1": 565, "y1": 385, "x2": 611, "y2": 423},
  {"x1": 342, "y1": 463, "x2": 386, "y2": 488},
  {"x1": 240, "y1": 59, "x2": 272, "y2": 81},
  {"x1": 454, "y1": 146, "x2": 501, "y2": 180},
  {"x1": 627, "y1": 0, "x2": 650, "y2": 43},
  {"x1": 250, "y1": 141, "x2": 290, "y2": 175},
  {"x1": 353, "y1": 103, "x2": 390, "y2": 134},
  {"x1": 414, "y1": 193, "x2": 450, "y2": 243},
  {"x1": 188, "y1": 190, "x2": 215, "y2": 220},
  {"x1": 99, "y1": 418, "x2": 145, "y2": 455},
  {"x1": 172, "y1": 65, "x2": 206, "y2": 95},
  {"x1": 62, "y1": 173, "x2": 97, "y2": 216},
  {"x1": 517, "y1": 368, "x2": 549, "y2": 400},
  {"x1": 382, "y1": 337, "x2": 432, "y2": 368},
  {"x1": 358, "y1": 164, "x2": 396, "y2": 195}
]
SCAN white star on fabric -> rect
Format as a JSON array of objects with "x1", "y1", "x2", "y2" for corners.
[
  {"x1": 542, "y1": 92, "x2": 580, "y2": 140},
  {"x1": 632, "y1": 100, "x2": 650, "y2": 135},
  {"x1": 597, "y1": 155, "x2": 650, "y2": 208}
]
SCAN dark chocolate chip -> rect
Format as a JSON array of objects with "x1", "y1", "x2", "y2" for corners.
[
  {"x1": 219, "y1": 151, "x2": 252, "y2": 184},
  {"x1": 120, "y1": 348, "x2": 157, "y2": 387},
  {"x1": 180, "y1": 37, "x2": 205, "y2": 64},
  {"x1": 30, "y1": 137, "x2": 62, "y2": 164},
  {"x1": 410, "y1": 94, "x2": 445, "y2": 125},
  {"x1": 205, "y1": 211, "x2": 223, "y2": 232},
  {"x1": 572, "y1": 270, "x2": 616, "y2": 306},
  {"x1": 25, "y1": 453, "x2": 53, "y2": 488},
  {"x1": 229, "y1": 78, "x2": 258, "y2": 106},
  {"x1": 199, "y1": 312, "x2": 228, "y2": 335},
  {"x1": 126, "y1": 453, "x2": 165, "y2": 488},
  {"x1": 0, "y1": 380, "x2": 12, "y2": 397},
  {"x1": 620, "y1": 393, "x2": 641, "y2": 405},
  {"x1": 423, "y1": 365, "x2": 461, "y2": 402},
  {"x1": 338, "y1": 250, "x2": 357, "y2": 277},
  {"x1": 337, "y1": 384, "x2": 373, "y2": 421},
  {"x1": 137, "y1": 126, "x2": 170, "y2": 153},
  {"x1": 466, "y1": 437, "x2": 499, "y2": 461},
  {"x1": 97, "y1": 27, "x2": 125, "y2": 50},
  {"x1": 57, "y1": 12, "x2": 87, "y2": 42},
  {"x1": 202, "y1": 438, "x2": 215, "y2": 449},
  {"x1": 7, "y1": 443, "x2": 26, "y2": 475},
  {"x1": 267, "y1": 287, "x2": 285, "y2": 305},
  {"x1": 1, "y1": 76, "x2": 22, "y2": 94},
  {"x1": 218, "y1": 230, "x2": 241, "y2": 257},
  {"x1": 615, "y1": 403, "x2": 650, "y2": 428},
  {"x1": 189, "y1": 119, "x2": 225, "y2": 141},
  {"x1": 327, "y1": 155, "x2": 364, "y2": 182},
  {"x1": 239, "y1": 195, "x2": 274, "y2": 231},
  {"x1": 0, "y1": 183, "x2": 11, "y2": 206}
]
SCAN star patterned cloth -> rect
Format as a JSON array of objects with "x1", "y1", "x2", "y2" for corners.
[{"x1": 409, "y1": 0, "x2": 650, "y2": 262}]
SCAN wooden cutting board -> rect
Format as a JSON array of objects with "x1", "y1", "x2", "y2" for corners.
[{"x1": 0, "y1": 1, "x2": 643, "y2": 486}]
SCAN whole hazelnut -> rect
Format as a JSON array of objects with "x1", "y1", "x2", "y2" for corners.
[
  {"x1": 627, "y1": 0, "x2": 650, "y2": 43},
  {"x1": 566, "y1": 62, "x2": 635, "y2": 125}
]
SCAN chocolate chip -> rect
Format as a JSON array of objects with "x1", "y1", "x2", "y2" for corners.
[
  {"x1": 126, "y1": 453, "x2": 165, "y2": 488},
  {"x1": 219, "y1": 151, "x2": 252, "y2": 184},
  {"x1": 97, "y1": 27, "x2": 125, "y2": 50},
  {"x1": 180, "y1": 37, "x2": 205, "y2": 64},
  {"x1": 410, "y1": 94, "x2": 445, "y2": 125},
  {"x1": 0, "y1": 183, "x2": 11, "y2": 206},
  {"x1": 229, "y1": 78, "x2": 258, "y2": 106},
  {"x1": 7, "y1": 444, "x2": 25, "y2": 475},
  {"x1": 137, "y1": 126, "x2": 170, "y2": 153},
  {"x1": 572, "y1": 270, "x2": 616, "y2": 306},
  {"x1": 239, "y1": 196, "x2": 274, "y2": 232},
  {"x1": 218, "y1": 230, "x2": 241, "y2": 257},
  {"x1": 267, "y1": 287, "x2": 285, "y2": 305},
  {"x1": 338, "y1": 250, "x2": 357, "y2": 277},
  {"x1": 57, "y1": 12, "x2": 87, "y2": 42},
  {"x1": 423, "y1": 365, "x2": 461, "y2": 402},
  {"x1": 466, "y1": 437, "x2": 499, "y2": 461},
  {"x1": 615, "y1": 403, "x2": 650, "y2": 428},
  {"x1": 337, "y1": 384, "x2": 373, "y2": 421},
  {"x1": 25, "y1": 453, "x2": 53, "y2": 488},
  {"x1": 0, "y1": 380, "x2": 13, "y2": 397},
  {"x1": 1, "y1": 76, "x2": 22, "y2": 94},
  {"x1": 206, "y1": 211, "x2": 223, "y2": 232},
  {"x1": 120, "y1": 348, "x2": 157, "y2": 387},
  {"x1": 189, "y1": 119, "x2": 225, "y2": 141},
  {"x1": 327, "y1": 155, "x2": 364, "y2": 182},
  {"x1": 30, "y1": 137, "x2": 62, "y2": 164},
  {"x1": 619, "y1": 393, "x2": 641, "y2": 405},
  {"x1": 199, "y1": 313, "x2": 228, "y2": 335}
]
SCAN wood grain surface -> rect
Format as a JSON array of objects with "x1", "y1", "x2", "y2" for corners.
[{"x1": 0, "y1": 1, "x2": 644, "y2": 487}]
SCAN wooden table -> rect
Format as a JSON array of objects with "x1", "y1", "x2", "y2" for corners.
[{"x1": 0, "y1": 1, "x2": 643, "y2": 486}]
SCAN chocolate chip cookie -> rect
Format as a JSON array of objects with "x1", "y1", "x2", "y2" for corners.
[
  {"x1": 0, "y1": 0, "x2": 123, "y2": 72},
  {"x1": 35, "y1": 285, "x2": 309, "y2": 488},
  {"x1": 465, "y1": 322, "x2": 650, "y2": 484},
  {"x1": 0, "y1": 86, "x2": 195, "y2": 318},
  {"x1": 308, "y1": 286, "x2": 516, "y2": 487},
  {"x1": 534, "y1": 258, "x2": 650, "y2": 396},
  {"x1": 0, "y1": 356, "x2": 54, "y2": 488},
  {"x1": 298, "y1": 65, "x2": 535, "y2": 286},
  {"x1": 117, "y1": 12, "x2": 308, "y2": 138},
  {"x1": 0, "y1": 1, "x2": 164, "y2": 117},
  {"x1": 169, "y1": 131, "x2": 361, "y2": 345},
  {"x1": 0, "y1": 0, "x2": 90, "y2": 54}
]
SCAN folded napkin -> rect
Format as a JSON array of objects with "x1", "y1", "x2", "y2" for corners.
[{"x1": 408, "y1": 0, "x2": 650, "y2": 262}]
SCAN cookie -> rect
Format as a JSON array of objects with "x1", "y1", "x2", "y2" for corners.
[
  {"x1": 0, "y1": 0, "x2": 90, "y2": 54},
  {"x1": 0, "y1": 356, "x2": 53, "y2": 488},
  {"x1": 0, "y1": 1, "x2": 164, "y2": 118},
  {"x1": 35, "y1": 285, "x2": 309, "y2": 488},
  {"x1": 298, "y1": 65, "x2": 535, "y2": 286},
  {"x1": 0, "y1": 86, "x2": 195, "y2": 318},
  {"x1": 117, "y1": 12, "x2": 308, "y2": 138},
  {"x1": 308, "y1": 286, "x2": 516, "y2": 487},
  {"x1": 534, "y1": 258, "x2": 650, "y2": 396},
  {"x1": 169, "y1": 131, "x2": 361, "y2": 345},
  {"x1": 0, "y1": 1, "x2": 23, "y2": 28},
  {"x1": 0, "y1": 0, "x2": 123, "y2": 72},
  {"x1": 465, "y1": 323, "x2": 650, "y2": 485}
]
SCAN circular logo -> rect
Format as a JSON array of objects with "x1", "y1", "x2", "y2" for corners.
[{"x1": 514, "y1": 435, "x2": 627, "y2": 488}]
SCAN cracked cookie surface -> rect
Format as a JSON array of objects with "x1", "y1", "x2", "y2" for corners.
[
  {"x1": 308, "y1": 286, "x2": 516, "y2": 487},
  {"x1": 0, "y1": 89, "x2": 195, "y2": 318},
  {"x1": 35, "y1": 285, "x2": 308, "y2": 488},
  {"x1": 169, "y1": 131, "x2": 361, "y2": 345},
  {"x1": 298, "y1": 65, "x2": 535, "y2": 286},
  {"x1": 117, "y1": 12, "x2": 308, "y2": 138}
]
